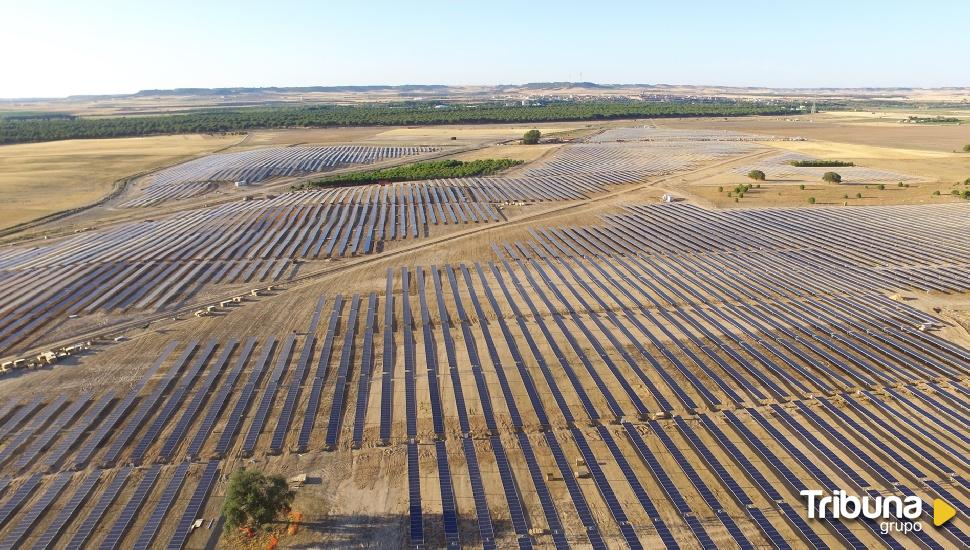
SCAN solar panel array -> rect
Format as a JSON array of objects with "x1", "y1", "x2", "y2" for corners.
[
  {"x1": 734, "y1": 151, "x2": 924, "y2": 182},
  {"x1": 122, "y1": 145, "x2": 439, "y2": 207},
  {"x1": 1, "y1": 125, "x2": 969, "y2": 548}
]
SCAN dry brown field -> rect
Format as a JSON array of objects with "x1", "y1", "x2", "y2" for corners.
[{"x1": 0, "y1": 134, "x2": 241, "y2": 230}]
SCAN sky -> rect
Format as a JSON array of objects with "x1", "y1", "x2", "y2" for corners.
[{"x1": 3, "y1": 0, "x2": 968, "y2": 98}]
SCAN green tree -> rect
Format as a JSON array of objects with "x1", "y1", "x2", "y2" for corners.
[
  {"x1": 799, "y1": 184, "x2": 806, "y2": 190},
  {"x1": 877, "y1": 183, "x2": 886, "y2": 190},
  {"x1": 747, "y1": 170, "x2": 766, "y2": 181},
  {"x1": 962, "y1": 144, "x2": 970, "y2": 152},
  {"x1": 222, "y1": 468, "x2": 295, "y2": 533},
  {"x1": 821, "y1": 172, "x2": 842, "y2": 184},
  {"x1": 522, "y1": 129, "x2": 541, "y2": 145},
  {"x1": 856, "y1": 192, "x2": 862, "y2": 198},
  {"x1": 808, "y1": 197, "x2": 816, "y2": 204}
]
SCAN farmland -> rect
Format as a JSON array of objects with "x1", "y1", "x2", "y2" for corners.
[{"x1": 0, "y1": 118, "x2": 967, "y2": 549}]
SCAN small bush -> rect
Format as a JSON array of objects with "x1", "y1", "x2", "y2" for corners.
[
  {"x1": 897, "y1": 182, "x2": 904, "y2": 187},
  {"x1": 842, "y1": 193, "x2": 849, "y2": 199},
  {"x1": 808, "y1": 197, "x2": 816, "y2": 204},
  {"x1": 963, "y1": 190, "x2": 970, "y2": 199},
  {"x1": 747, "y1": 170, "x2": 766, "y2": 181},
  {"x1": 856, "y1": 193, "x2": 862, "y2": 198},
  {"x1": 717, "y1": 186, "x2": 723, "y2": 192},
  {"x1": 932, "y1": 190, "x2": 941, "y2": 196},
  {"x1": 877, "y1": 184, "x2": 885, "y2": 190},
  {"x1": 799, "y1": 184, "x2": 806, "y2": 190},
  {"x1": 821, "y1": 172, "x2": 842, "y2": 184},
  {"x1": 963, "y1": 144, "x2": 970, "y2": 152}
]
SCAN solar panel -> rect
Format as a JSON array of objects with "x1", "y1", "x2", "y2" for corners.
[
  {"x1": 98, "y1": 340, "x2": 199, "y2": 468},
  {"x1": 42, "y1": 391, "x2": 114, "y2": 472},
  {"x1": 407, "y1": 442, "x2": 424, "y2": 547},
  {"x1": 571, "y1": 428, "x2": 643, "y2": 549},
  {"x1": 33, "y1": 470, "x2": 101, "y2": 550},
  {"x1": 436, "y1": 440, "x2": 462, "y2": 549},
  {"x1": 0, "y1": 473, "x2": 42, "y2": 529},
  {"x1": 64, "y1": 467, "x2": 131, "y2": 550},
  {"x1": 0, "y1": 396, "x2": 68, "y2": 468},
  {"x1": 379, "y1": 270, "x2": 395, "y2": 444},
  {"x1": 100, "y1": 464, "x2": 162, "y2": 550},
  {"x1": 272, "y1": 296, "x2": 328, "y2": 454},
  {"x1": 133, "y1": 462, "x2": 190, "y2": 550},
  {"x1": 166, "y1": 461, "x2": 220, "y2": 550},
  {"x1": 214, "y1": 336, "x2": 277, "y2": 457},
  {"x1": 543, "y1": 431, "x2": 607, "y2": 550},
  {"x1": 159, "y1": 340, "x2": 239, "y2": 462},
  {"x1": 242, "y1": 335, "x2": 296, "y2": 456},
  {"x1": 352, "y1": 293, "x2": 378, "y2": 447},
  {"x1": 130, "y1": 339, "x2": 219, "y2": 465},
  {"x1": 0, "y1": 471, "x2": 71, "y2": 549},
  {"x1": 187, "y1": 336, "x2": 258, "y2": 459},
  {"x1": 322, "y1": 294, "x2": 361, "y2": 449}
]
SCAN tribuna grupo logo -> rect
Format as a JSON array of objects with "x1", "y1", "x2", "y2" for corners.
[{"x1": 801, "y1": 489, "x2": 956, "y2": 535}]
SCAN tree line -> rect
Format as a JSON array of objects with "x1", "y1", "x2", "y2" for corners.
[
  {"x1": 307, "y1": 158, "x2": 522, "y2": 188},
  {"x1": 0, "y1": 101, "x2": 797, "y2": 145}
]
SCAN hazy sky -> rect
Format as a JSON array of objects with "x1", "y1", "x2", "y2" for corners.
[{"x1": 3, "y1": 0, "x2": 967, "y2": 98}]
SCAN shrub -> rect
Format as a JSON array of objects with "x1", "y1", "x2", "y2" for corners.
[
  {"x1": 877, "y1": 183, "x2": 885, "y2": 190},
  {"x1": 808, "y1": 197, "x2": 816, "y2": 204},
  {"x1": 933, "y1": 190, "x2": 941, "y2": 196},
  {"x1": 799, "y1": 184, "x2": 806, "y2": 190},
  {"x1": 717, "y1": 186, "x2": 723, "y2": 192},
  {"x1": 897, "y1": 181, "x2": 904, "y2": 187},
  {"x1": 963, "y1": 190, "x2": 970, "y2": 199},
  {"x1": 821, "y1": 172, "x2": 842, "y2": 184},
  {"x1": 747, "y1": 170, "x2": 766, "y2": 181},
  {"x1": 856, "y1": 193, "x2": 862, "y2": 198},
  {"x1": 522, "y1": 129, "x2": 541, "y2": 144},
  {"x1": 963, "y1": 144, "x2": 970, "y2": 152},
  {"x1": 222, "y1": 468, "x2": 295, "y2": 533},
  {"x1": 842, "y1": 193, "x2": 849, "y2": 199}
]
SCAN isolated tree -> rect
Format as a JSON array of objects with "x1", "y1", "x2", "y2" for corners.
[
  {"x1": 962, "y1": 144, "x2": 970, "y2": 152},
  {"x1": 856, "y1": 192, "x2": 862, "y2": 198},
  {"x1": 747, "y1": 169, "x2": 766, "y2": 181},
  {"x1": 808, "y1": 197, "x2": 816, "y2": 204},
  {"x1": 522, "y1": 129, "x2": 541, "y2": 145},
  {"x1": 821, "y1": 172, "x2": 842, "y2": 184},
  {"x1": 222, "y1": 468, "x2": 295, "y2": 533},
  {"x1": 877, "y1": 183, "x2": 886, "y2": 190}
]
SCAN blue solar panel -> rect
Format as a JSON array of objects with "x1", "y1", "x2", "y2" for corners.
[
  {"x1": 133, "y1": 463, "x2": 189, "y2": 549},
  {"x1": 33, "y1": 470, "x2": 101, "y2": 550},
  {"x1": 187, "y1": 336, "x2": 257, "y2": 459},
  {"x1": 166, "y1": 461, "x2": 220, "y2": 550},
  {"x1": 100, "y1": 464, "x2": 162, "y2": 550},
  {"x1": 272, "y1": 296, "x2": 328, "y2": 454},
  {"x1": 352, "y1": 293, "x2": 379, "y2": 448},
  {"x1": 213, "y1": 336, "x2": 276, "y2": 457},
  {"x1": 0, "y1": 474, "x2": 42, "y2": 529},
  {"x1": 64, "y1": 467, "x2": 131, "y2": 550},
  {"x1": 407, "y1": 442, "x2": 424, "y2": 547},
  {"x1": 324, "y1": 294, "x2": 362, "y2": 449},
  {"x1": 0, "y1": 472, "x2": 71, "y2": 549}
]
